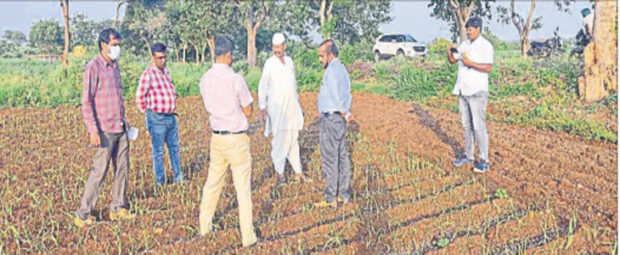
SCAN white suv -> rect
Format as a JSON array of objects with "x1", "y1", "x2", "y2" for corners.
[{"x1": 372, "y1": 34, "x2": 428, "y2": 62}]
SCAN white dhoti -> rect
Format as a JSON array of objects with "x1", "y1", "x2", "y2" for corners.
[
  {"x1": 259, "y1": 55, "x2": 305, "y2": 175},
  {"x1": 271, "y1": 129, "x2": 302, "y2": 175}
]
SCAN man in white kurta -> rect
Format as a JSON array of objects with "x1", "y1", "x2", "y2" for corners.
[{"x1": 258, "y1": 33, "x2": 308, "y2": 185}]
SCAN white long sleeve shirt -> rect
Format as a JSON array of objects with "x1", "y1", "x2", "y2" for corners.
[{"x1": 258, "y1": 55, "x2": 304, "y2": 137}]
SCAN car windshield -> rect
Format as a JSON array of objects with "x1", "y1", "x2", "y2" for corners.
[{"x1": 404, "y1": 35, "x2": 417, "y2": 43}]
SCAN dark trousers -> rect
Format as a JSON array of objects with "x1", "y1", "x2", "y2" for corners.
[{"x1": 319, "y1": 113, "x2": 351, "y2": 202}]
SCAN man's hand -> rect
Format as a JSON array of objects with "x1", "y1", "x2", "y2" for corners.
[
  {"x1": 342, "y1": 112, "x2": 354, "y2": 124},
  {"x1": 447, "y1": 44, "x2": 457, "y2": 63},
  {"x1": 446, "y1": 44, "x2": 455, "y2": 55},
  {"x1": 461, "y1": 55, "x2": 473, "y2": 68},
  {"x1": 89, "y1": 133, "x2": 101, "y2": 148},
  {"x1": 259, "y1": 109, "x2": 267, "y2": 121}
]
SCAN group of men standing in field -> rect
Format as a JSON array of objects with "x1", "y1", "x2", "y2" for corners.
[{"x1": 74, "y1": 16, "x2": 493, "y2": 247}]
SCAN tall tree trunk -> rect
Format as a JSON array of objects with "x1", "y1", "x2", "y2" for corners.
[
  {"x1": 113, "y1": 0, "x2": 125, "y2": 28},
  {"x1": 141, "y1": 36, "x2": 152, "y2": 56},
  {"x1": 519, "y1": 35, "x2": 530, "y2": 57},
  {"x1": 201, "y1": 42, "x2": 208, "y2": 63},
  {"x1": 173, "y1": 42, "x2": 179, "y2": 63},
  {"x1": 319, "y1": 0, "x2": 334, "y2": 39},
  {"x1": 449, "y1": 0, "x2": 475, "y2": 42},
  {"x1": 245, "y1": 10, "x2": 265, "y2": 67},
  {"x1": 246, "y1": 26, "x2": 257, "y2": 66},
  {"x1": 579, "y1": 0, "x2": 618, "y2": 102},
  {"x1": 60, "y1": 0, "x2": 70, "y2": 70},
  {"x1": 206, "y1": 36, "x2": 215, "y2": 63},
  {"x1": 191, "y1": 42, "x2": 200, "y2": 64},
  {"x1": 511, "y1": 0, "x2": 536, "y2": 57},
  {"x1": 182, "y1": 41, "x2": 187, "y2": 64}
]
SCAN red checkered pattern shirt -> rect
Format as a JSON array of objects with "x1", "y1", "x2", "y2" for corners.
[
  {"x1": 82, "y1": 54, "x2": 127, "y2": 134},
  {"x1": 135, "y1": 64, "x2": 177, "y2": 114}
]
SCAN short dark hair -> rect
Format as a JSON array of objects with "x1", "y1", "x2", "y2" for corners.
[
  {"x1": 98, "y1": 28, "x2": 121, "y2": 52},
  {"x1": 215, "y1": 36, "x2": 234, "y2": 57},
  {"x1": 319, "y1": 39, "x2": 339, "y2": 57},
  {"x1": 465, "y1": 17, "x2": 482, "y2": 30},
  {"x1": 151, "y1": 42, "x2": 166, "y2": 55}
]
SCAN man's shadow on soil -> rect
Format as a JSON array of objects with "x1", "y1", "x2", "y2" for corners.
[{"x1": 409, "y1": 103, "x2": 463, "y2": 158}]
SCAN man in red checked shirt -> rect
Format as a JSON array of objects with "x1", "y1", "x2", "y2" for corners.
[
  {"x1": 75, "y1": 28, "x2": 135, "y2": 228},
  {"x1": 136, "y1": 43, "x2": 184, "y2": 186}
]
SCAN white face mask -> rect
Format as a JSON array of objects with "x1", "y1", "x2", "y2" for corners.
[{"x1": 108, "y1": 45, "x2": 121, "y2": 60}]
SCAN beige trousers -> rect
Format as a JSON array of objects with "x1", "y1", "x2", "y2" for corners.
[{"x1": 199, "y1": 133, "x2": 257, "y2": 247}]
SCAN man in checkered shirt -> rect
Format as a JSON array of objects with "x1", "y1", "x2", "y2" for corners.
[
  {"x1": 75, "y1": 28, "x2": 135, "y2": 228},
  {"x1": 136, "y1": 43, "x2": 185, "y2": 186}
]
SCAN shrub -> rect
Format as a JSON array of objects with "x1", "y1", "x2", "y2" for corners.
[
  {"x1": 428, "y1": 37, "x2": 452, "y2": 55},
  {"x1": 390, "y1": 65, "x2": 437, "y2": 101}
]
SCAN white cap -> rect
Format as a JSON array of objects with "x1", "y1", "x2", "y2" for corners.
[{"x1": 272, "y1": 33, "x2": 285, "y2": 45}]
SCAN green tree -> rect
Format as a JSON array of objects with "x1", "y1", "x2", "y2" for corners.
[
  {"x1": 3, "y1": 31, "x2": 27, "y2": 46},
  {"x1": 428, "y1": 0, "x2": 493, "y2": 42},
  {"x1": 29, "y1": 19, "x2": 63, "y2": 55},
  {"x1": 70, "y1": 13, "x2": 112, "y2": 49},
  {"x1": 60, "y1": 0, "x2": 70, "y2": 69},
  {"x1": 121, "y1": 0, "x2": 167, "y2": 56},
  {"x1": 237, "y1": 0, "x2": 278, "y2": 67},
  {"x1": 0, "y1": 31, "x2": 27, "y2": 58}
]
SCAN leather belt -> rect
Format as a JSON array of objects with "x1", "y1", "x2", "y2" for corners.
[
  {"x1": 212, "y1": 130, "x2": 247, "y2": 135},
  {"x1": 321, "y1": 111, "x2": 342, "y2": 117}
]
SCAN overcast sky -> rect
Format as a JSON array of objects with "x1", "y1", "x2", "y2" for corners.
[{"x1": 0, "y1": 0, "x2": 593, "y2": 43}]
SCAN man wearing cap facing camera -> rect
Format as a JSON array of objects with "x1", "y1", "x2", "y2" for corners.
[
  {"x1": 198, "y1": 36, "x2": 258, "y2": 247},
  {"x1": 447, "y1": 17, "x2": 494, "y2": 173},
  {"x1": 258, "y1": 32, "x2": 310, "y2": 186}
]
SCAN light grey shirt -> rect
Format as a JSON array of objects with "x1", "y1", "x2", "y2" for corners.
[{"x1": 317, "y1": 58, "x2": 352, "y2": 118}]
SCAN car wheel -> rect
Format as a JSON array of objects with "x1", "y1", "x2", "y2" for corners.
[
  {"x1": 396, "y1": 49, "x2": 404, "y2": 57},
  {"x1": 374, "y1": 51, "x2": 381, "y2": 62}
]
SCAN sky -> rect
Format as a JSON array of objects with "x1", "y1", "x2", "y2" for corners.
[{"x1": 0, "y1": 0, "x2": 594, "y2": 43}]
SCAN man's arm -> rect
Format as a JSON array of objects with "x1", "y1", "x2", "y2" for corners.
[
  {"x1": 242, "y1": 103, "x2": 253, "y2": 119},
  {"x1": 236, "y1": 75, "x2": 255, "y2": 120},
  {"x1": 461, "y1": 56, "x2": 493, "y2": 73},
  {"x1": 135, "y1": 70, "x2": 150, "y2": 113},
  {"x1": 82, "y1": 64, "x2": 100, "y2": 146},
  {"x1": 447, "y1": 46, "x2": 457, "y2": 64},
  {"x1": 462, "y1": 43, "x2": 494, "y2": 73}
]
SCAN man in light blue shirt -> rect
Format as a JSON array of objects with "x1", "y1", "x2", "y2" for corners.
[{"x1": 315, "y1": 39, "x2": 353, "y2": 208}]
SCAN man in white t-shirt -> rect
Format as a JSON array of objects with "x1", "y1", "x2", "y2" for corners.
[{"x1": 447, "y1": 17, "x2": 494, "y2": 173}]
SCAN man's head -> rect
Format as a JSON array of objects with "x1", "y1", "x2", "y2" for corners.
[
  {"x1": 581, "y1": 8, "x2": 591, "y2": 18},
  {"x1": 272, "y1": 32, "x2": 286, "y2": 58},
  {"x1": 318, "y1": 39, "x2": 338, "y2": 69},
  {"x1": 465, "y1": 17, "x2": 482, "y2": 41},
  {"x1": 151, "y1": 43, "x2": 167, "y2": 69},
  {"x1": 98, "y1": 28, "x2": 121, "y2": 61},
  {"x1": 214, "y1": 36, "x2": 234, "y2": 66}
]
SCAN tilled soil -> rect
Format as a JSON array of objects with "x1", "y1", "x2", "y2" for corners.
[{"x1": 0, "y1": 91, "x2": 616, "y2": 254}]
